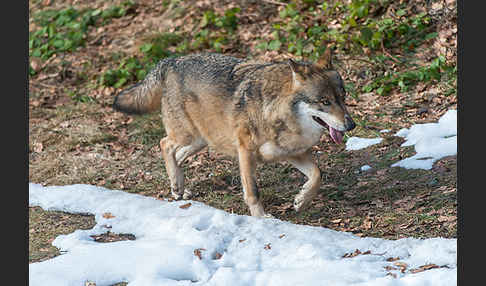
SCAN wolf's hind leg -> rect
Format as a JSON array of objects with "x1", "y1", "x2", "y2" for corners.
[
  {"x1": 175, "y1": 138, "x2": 207, "y2": 166},
  {"x1": 287, "y1": 151, "x2": 321, "y2": 212},
  {"x1": 174, "y1": 138, "x2": 207, "y2": 199},
  {"x1": 160, "y1": 137, "x2": 186, "y2": 200}
]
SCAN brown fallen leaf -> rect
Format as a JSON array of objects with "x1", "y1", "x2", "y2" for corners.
[
  {"x1": 102, "y1": 212, "x2": 115, "y2": 219},
  {"x1": 394, "y1": 261, "x2": 408, "y2": 273},
  {"x1": 384, "y1": 266, "x2": 398, "y2": 271},
  {"x1": 278, "y1": 234, "x2": 286, "y2": 239},
  {"x1": 438, "y1": 215, "x2": 454, "y2": 223},
  {"x1": 343, "y1": 249, "x2": 361, "y2": 258},
  {"x1": 33, "y1": 142, "x2": 44, "y2": 153},
  {"x1": 264, "y1": 243, "x2": 271, "y2": 250},
  {"x1": 30, "y1": 57, "x2": 42, "y2": 72},
  {"x1": 179, "y1": 202, "x2": 192, "y2": 209},
  {"x1": 104, "y1": 87, "x2": 115, "y2": 96},
  {"x1": 276, "y1": 202, "x2": 293, "y2": 213},
  {"x1": 362, "y1": 218, "x2": 372, "y2": 230},
  {"x1": 386, "y1": 257, "x2": 400, "y2": 262},
  {"x1": 110, "y1": 143, "x2": 124, "y2": 152},
  {"x1": 442, "y1": 188, "x2": 456, "y2": 194},
  {"x1": 31, "y1": 99, "x2": 41, "y2": 107},
  {"x1": 194, "y1": 248, "x2": 206, "y2": 260},
  {"x1": 399, "y1": 221, "x2": 414, "y2": 229},
  {"x1": 239, "y1": 239, "x2": 246, "y2": 243},
  {"x1": 331, "y1": 218, "x2": 342, "y2": 224},
  {"x1": 214, "y1": 252, "x2": 223, "y2": 260},
  {"x1": 409, "y1": 263, "x2": 444, "y2": 274},
  {"x1": 343, "y1": 249, "x2": 371, "y2": 258}
]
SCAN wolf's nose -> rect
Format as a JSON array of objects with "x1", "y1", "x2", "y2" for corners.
[{"x1": 344, "y1": 115, "x2": 356, "y2": 131}]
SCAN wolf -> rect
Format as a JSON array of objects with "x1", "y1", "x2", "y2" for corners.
[{"x1": 113, "y1": 49, "x2": 356, "y2": 217}]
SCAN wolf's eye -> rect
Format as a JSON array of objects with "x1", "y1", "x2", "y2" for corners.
[{"x1": 322, "y1": 99, "x2": 331, "y2": 105}]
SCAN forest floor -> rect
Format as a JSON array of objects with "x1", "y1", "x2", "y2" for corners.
[{"x1": 29, "y1": 0, "x2": 457, "y2": 264}]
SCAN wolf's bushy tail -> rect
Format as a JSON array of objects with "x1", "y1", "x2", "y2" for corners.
[{"x1": 113, "y1": 58, "x2": 173, "y2": 114}]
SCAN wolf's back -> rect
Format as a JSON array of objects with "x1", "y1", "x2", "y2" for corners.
[
  {"x1": 113, "y1": 58, "x2": 174, "y2": 114},
  {"x1": 113, "y1": 54, "x2": 244, "y2": 115}
]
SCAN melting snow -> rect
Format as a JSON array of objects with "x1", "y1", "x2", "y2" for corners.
[
  {"x1": 345, "y1": 137, "x2": 383, "y2": 151},
  {"x1": 361, "y1": 165, "x2": 372, "y2": 171},
  {"x1": 29, "y1": 183, "x2": 457, "y2": 286},
  {"x1": 391, "y1": 110, "x2": 457, "y2": 170}
]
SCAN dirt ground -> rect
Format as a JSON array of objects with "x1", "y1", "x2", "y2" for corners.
[{"x1": 29, "y1": 0, "x2": 457, "y2": 265}]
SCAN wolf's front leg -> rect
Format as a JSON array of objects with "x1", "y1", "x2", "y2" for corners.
[
  {"x1": 287, "y1": 151, "x2": 321, "y2": 212},
  {"x1": 236, "y1": 134, "x2": 268, "y2": 217}
]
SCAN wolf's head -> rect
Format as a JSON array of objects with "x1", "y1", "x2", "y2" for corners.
[{"x1": 288, "y1": 48, "x2": 356, "y2": 144}]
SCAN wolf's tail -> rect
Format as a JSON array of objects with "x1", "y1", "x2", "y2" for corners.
[{"x1": 113, "y1": 58, "x2": 173, "y2": 114}]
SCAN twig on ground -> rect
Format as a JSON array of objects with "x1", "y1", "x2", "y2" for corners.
[{"x1": 262, "y1": 0, "x2": 287, "y2": 6}]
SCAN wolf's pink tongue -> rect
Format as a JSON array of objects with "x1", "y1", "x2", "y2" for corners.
[{"x1": 330, "y1": 127, "x2": 344, "y2": 144}]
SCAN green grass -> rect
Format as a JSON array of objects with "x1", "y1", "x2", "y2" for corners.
[
  {"x1": 97, "y1": 4, "x2": 243, "y2": 89},
  {"x1": 362, "y1": 55, "x2": 455, "y2": 96},
  {"x1": 257, "y1": 1, "x2": 433, "y2": 58},
  {"x1": 252, "y1": 0, "x2": 456, "y2": 99},
  {"x1": 99, "y1": 32, "x2": 186, "y2": 88},
  {"x1": 29, "y1": 2, "x2": 136, "y2": 68}
]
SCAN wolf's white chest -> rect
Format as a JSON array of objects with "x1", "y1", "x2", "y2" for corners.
[{"x1": 258, "y1": 109, "x2": 324, "y2": 161}]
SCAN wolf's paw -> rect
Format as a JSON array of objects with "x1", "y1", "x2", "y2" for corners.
[
  {"x1": 171, "y1": 188, "x2": 183, "y2": 200},
  {"x1": 249, "y1": 202, "x2": 267, "y2": 217},
  {"x1": 182, "y1": 189, "x2": 193, "y2": 200},
  {"x1": 171, "y1": 193, "x2": 182, "y2": 200},
  {"x1": 262, "y1": 213, "x2": 275, "y2": 219},
  {"x1": 293, "y1": 192, "x2": 312, "y2": 212},
  {"x1": 253, "y1": 212, "x2": 274, "y2": 219}
]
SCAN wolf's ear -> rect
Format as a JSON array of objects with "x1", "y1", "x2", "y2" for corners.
[
  {"x1": 288, "y1": 59, "x2": 305, "y2": 88},
  {"x1": 316, "y1": 46, "x2": 333, "y2": 70}
]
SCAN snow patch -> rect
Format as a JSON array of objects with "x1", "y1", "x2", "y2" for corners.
[
  {"x1": 391, "y1": 110, "x2": 457, "y2": 170},
  {"x1": 361, "y1": 165, "x2": 372, "y2": 171},
  {"x1": 346, "y1": 137, "x2": 383, "y2": 151},
  {"x1": 29, "y1": 183, "x2": 457, "y2": 286}
]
